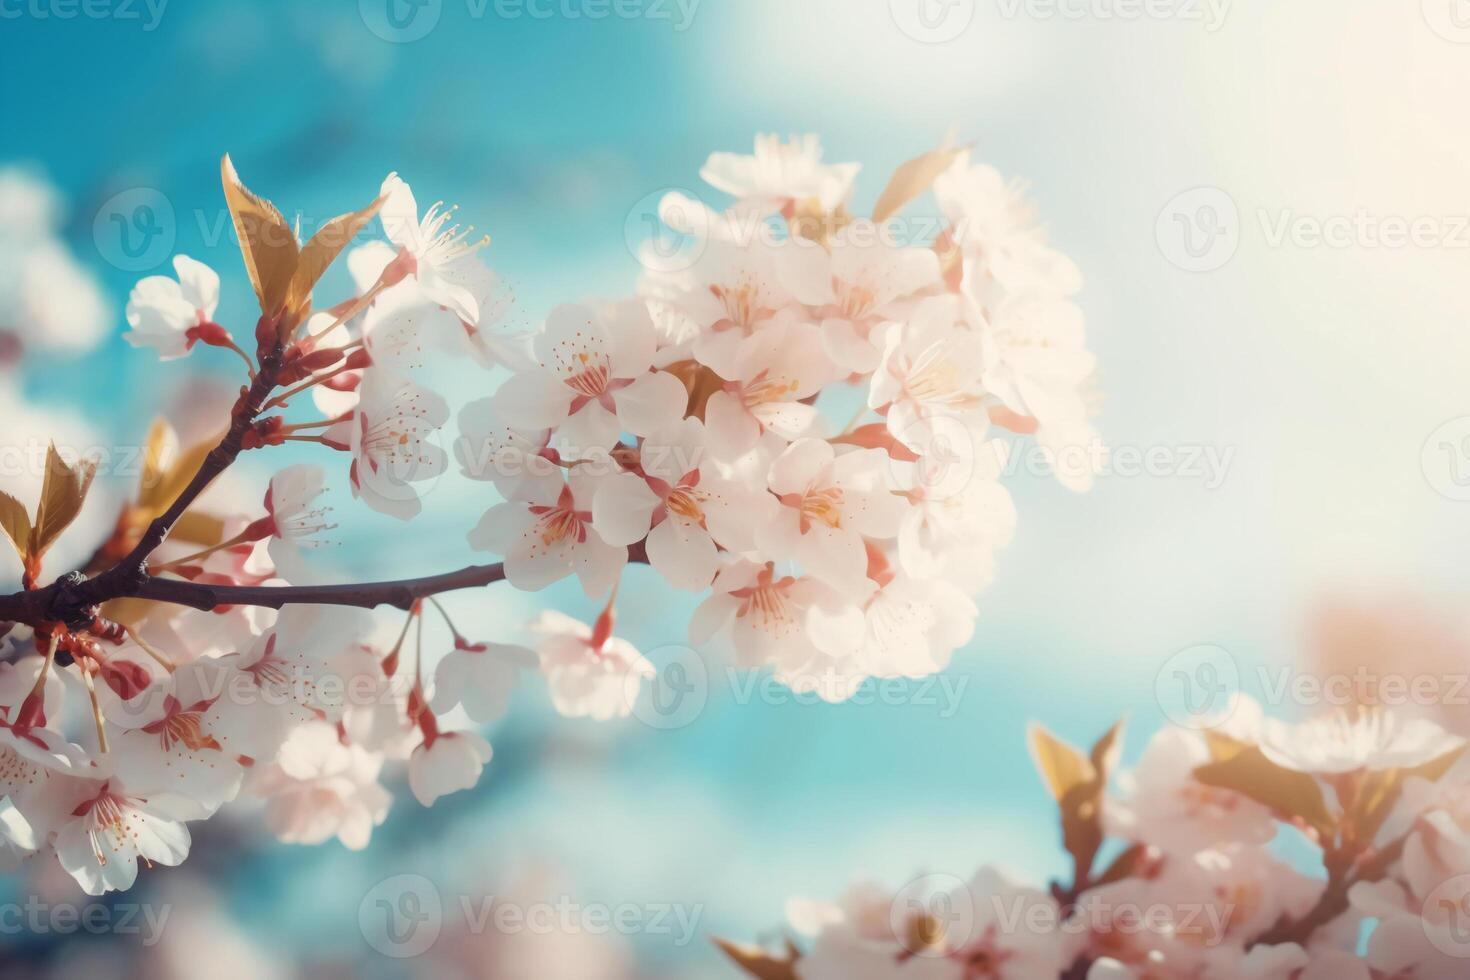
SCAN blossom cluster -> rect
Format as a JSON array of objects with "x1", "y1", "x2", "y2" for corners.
[
  {"x1": 0, "y1": 135, "x2": 1098, "y2": 895},
  {"x1": 726, "y1": 701, "x2": 1470, "y2": 979}
]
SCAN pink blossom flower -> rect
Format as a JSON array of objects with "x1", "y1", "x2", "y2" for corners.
[
  {"x1": 467, "y1": 471, "x2": 626, "y2": 597},
  {"x1": 407, "y1": 729, "x2": 492, "y2": 806},
  {"x1": 123, "y1": 255, "x2": 223, "y2": 359},
  {"x1": 532, "y1": 610, "x2": 653, "y2": 721},
  {"x1": 493, "y1": 300, "x2": 688, "y2": 452}
]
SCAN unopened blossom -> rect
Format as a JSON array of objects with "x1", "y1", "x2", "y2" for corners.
[
  {"x1": 325, "y1": 368, "x2": 450, "y2": 521},
  {"x1": 757, "y1": 439, "x2": 907, "y2": 593},
  {"x1": 123, "y1": 255, "x2": 224, "y2": 359},
  {"x1": 493, "y1": 300, "x2": 688, "y2": 452},
  {"x1": 532, "y1": 610, "x2": 654, "y2": 721},
  {"x1": 378, "y1": 173, "x2": 490, "y2": 324},
  {"x1": 407, "y1": 728, "x2": 492, "y2": 806},
  {"x1": 252, "y1": 721, "x2": 390, "y2": 850},
  {"x1": 431, "y1": 639, "x2": 535, "y2": 723},
  {"x1": 700, "y1": 133, "x2": 859, "y2": 215},
  {"x1": 467, "y1": 471, "x2": 626, "y2": 597},
  {"x1": 1257, "y1": 708, "x2": 1464, "y2": 775}
]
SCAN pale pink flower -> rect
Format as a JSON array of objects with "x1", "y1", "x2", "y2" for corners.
[
  {"x1": 934, "y1": 152, "x2": 1083, "y2": 297},
  {"x1": 253, "y1": 721, "x2": 390, "y2": 850},
  {"x1": 780, "y1": 232, "x2": 941, "y2": 373},
  {"x1": 51, "y1": 776, "x2": 194, "y2": 895},
  {"x1": 108, "y1": 660, "x2": 244, "y2": 817},
  {"x1": 1257, "y1": 708, "x2": 1464, "y2": 775},
  {"x1": 455, "y1": 396, "x2": 564, "y2": 503},
  {"x1": 407, "y1": 729, "x2": 492, "y2": 806},
  {"x1": 492, "y1": 300, "x2": 688, "y2": 452},
  {"x1": 756, "y1": 439, "x2": 906, "y2": 592},
  {"x1": 467, "y1": 471, "x2": 626, "y2": 597},
  {"x1": 1104, "y1": 727, "x2": 1276, "y2": 855},
  {"x1": 700, "y1": 133, "x2": 859, "y2": 214},
  {"x1": 690, "y1": 560, "x2": 859, "y2": 674},
  {"x1": 868, "y1": 297, "x2": 989, "y2": 446},
  {"x1": 590, "y1": 418, "x2": 773, "y2": 590},
  {"x1": 378, "y1": 173, "x2": 489, "y2": 323},
  {"x1": 532, "y1": 610, "x2": 654, "y2": 721},
  {"x1": 431, "y1": 639, "x2": 535, "y2": 724},
  {"x1": 259, "y1": 463, "x2": 335, "y2": 580},
  {"x1": 326, "y1": 368, "x2": 450, "y2": 521},
  {"x1": 123, "y1": 255, "x2": 222, "y2": 359},
  {"x1": 700, "y1": 320, "x2": 833, "y2": 462}
]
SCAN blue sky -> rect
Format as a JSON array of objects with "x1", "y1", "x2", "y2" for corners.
[{"x1": 4, "y1": 0, "x2": 1470, "y2": 974}]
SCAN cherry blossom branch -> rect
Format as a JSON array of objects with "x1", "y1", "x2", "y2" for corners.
[
  {"x1": 135, "y1": 561, "x2": 508, "y2": 612},
  {"x1": 0, "y1": 343, "x2": 286, "y2": 627},
  {"x1": 1248, "y1": 834, "x2": 1406, "y2": 949}
]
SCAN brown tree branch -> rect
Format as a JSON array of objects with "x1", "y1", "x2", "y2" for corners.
[
  {"x1": 0, "y1": 344, "x2": 287, "y2": 626},
  {"x1": 135, "y1": 561, "x2": 508, "y2": 612}
]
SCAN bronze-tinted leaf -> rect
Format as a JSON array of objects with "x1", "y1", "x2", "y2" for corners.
[
  {"x1": 138, "y1": 427, "x2": 217, "y2": 517},
  {"x1": 1193, "y1": 746, "x2": 1335, "y2": 836},
  {"x1": 0, "y1": 491, "x2": 30, "y2": 560},
  {"x1": 29, "y1": 444, "x2": 98, "y2": 559},
  {"x1": 1029, "y1": 723, "x2": 1095, "y2": 803},
  {"x1": 713, "y1": 939, "x2": 800, "y2": 980},
  {"x1": 221, "y1": 154, "x2": 299, "y2": 319},
  {"x1": 285, "y1": 193, "x2": 388, "y2": 329},
  {"x1": 871, "y1": 143, "x2": 964, "y2": 224},
  {"x1": 170, "y1": 511, "x2": 227, "y2": 547}
]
